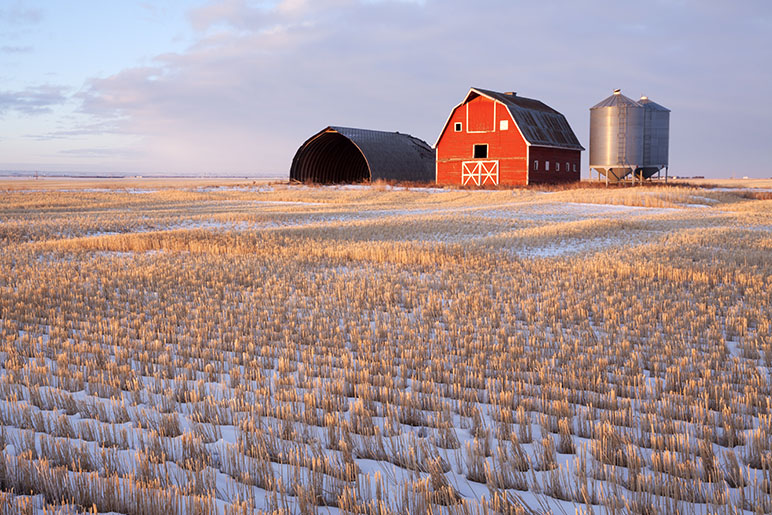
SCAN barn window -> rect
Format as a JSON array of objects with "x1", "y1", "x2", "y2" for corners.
[
  {"x1": 573, "y1": 163, "x2": 577, "y2": 172},
  {"x1": 545, "y1": 161, "x2": 550, "y2": 171},
  {"x1": 454, "y1": 122, "x2": 462, "y2": 132},
  {"x1": 556, "y1": 162, "x2": 560, "y2": 172},
  {"x1": 566, "y1": 162, "x2": 570, "y2": 172},
  {"x1": 534, "y1": 160, "x2": 539, "y2": 171},
  {"x1": 473, "y1": 144, "x2": 488, "y2": 159},
  {"x1": 499, "y1": 120, "x2": 509, "y2": 131}
]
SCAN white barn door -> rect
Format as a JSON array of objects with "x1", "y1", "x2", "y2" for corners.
[{"x1": 462, "y1": 160, "x2": 499, "y2": 186}]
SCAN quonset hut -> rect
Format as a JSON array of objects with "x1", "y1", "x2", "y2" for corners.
[{"x1": 290, "y1": 126, "x2": 435, "y2": 184}]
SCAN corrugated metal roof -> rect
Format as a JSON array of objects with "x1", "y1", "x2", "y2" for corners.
[
  {"x1": 472, "y1": 88, "x2": 584, "y2": 151},
  {"x1": 591, "y1": 90, "x2": 641, "y2": 109},
  {"x1": 290, "y1": 126, "x2": 435, "y2": 183},
  {"x1": 638, "y1": 97, "x2": 671, "y2": 112}
]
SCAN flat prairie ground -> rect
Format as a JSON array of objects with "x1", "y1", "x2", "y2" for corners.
[
  {"x1": 0, "y1": 179, "x2": 771, "y2": 514},
  {"x1": 670, "y1": 178, "x2": 772, "y2": 189}
]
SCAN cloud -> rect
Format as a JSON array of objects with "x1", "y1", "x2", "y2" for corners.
[
  {"x1": 25, "y1": 120, "x2": 120, "y2": 141},
  {"x1": 0, "y1": 85, "x2": 68, "y2": 116},
  {"x1": 75, "y1": 0, "x2": 772, "y2": 176},
  {"x1": 0, "y1": 4, "x2": 43, "y2": 25},
  {"x1": 58, "y1": 147, "x2": 136, "y2": 159},
  {"x1": 1, "y1": 45, "x2": 32, "y2": 53},
  {"x1": 0, "y1": 2, "x2": 43, "y2": 45},
  {"x1": 187, "y1": 0, "x2": 355, "y2": 33}
]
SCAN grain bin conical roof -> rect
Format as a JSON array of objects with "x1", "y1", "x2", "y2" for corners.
[
  {"x1": 591, "y1": 89, "x2": 640, "y2": 109},
  {"x1": 638, "y1": 96, "x2": 670, "y2": 112}
]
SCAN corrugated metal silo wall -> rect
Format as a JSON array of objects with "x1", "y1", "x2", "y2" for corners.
[
  {"x1": 642, "y1": 108, "x2": 670, "y2": 168},
  {"x1": 590, "y1": 104, "x2": 644, "y2": 169}
]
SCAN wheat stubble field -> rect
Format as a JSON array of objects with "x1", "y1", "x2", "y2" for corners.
[{"x1": 0, "y1": 180, "x2": 771, "y2": 514}]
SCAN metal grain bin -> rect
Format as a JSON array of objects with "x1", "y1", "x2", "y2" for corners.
[
  {"x1": 639, "y1": 96, "x2": 670, "y2": 179},
  {"x1": 589, "y1": 89, "x2": 645, "y2": 182}
]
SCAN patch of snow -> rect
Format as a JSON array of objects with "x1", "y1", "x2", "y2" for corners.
[
  {"x1": 563, "y1": 202, "x2": 678, "y2": 213},
  {"x1": 707, "y1": 187, "x2": 772, "y2": 193},
  {"x1": 690, "y1": 196, "x2": 719, "y2": 203},
  {"x1": 195, "y1": 185, "x2": 275, "y2": 193},
  {"x1": 516, "y1": 236, "x2": 634, "y2": 258},
  {"x1": 246, "y1": 200, "x2": 324, "y2": 206},
  {"x1": 726, "y1": 340, "x2": 742, "y2": 358},
  {"x1": 169, "y1": 220, "x2": 250, "y2": 231}
]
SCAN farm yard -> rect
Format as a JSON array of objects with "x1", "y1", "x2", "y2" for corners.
[{"x1": 0, "y1": 180, "x2": 771, "y2": 514}]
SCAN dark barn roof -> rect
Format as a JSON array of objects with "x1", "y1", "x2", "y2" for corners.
[
  {"x1": 468, "y1": 88, "x2": 584, "y2": 151},
  {"x1": 290, "y1": 126, "x2": 435, "y2": 184}
]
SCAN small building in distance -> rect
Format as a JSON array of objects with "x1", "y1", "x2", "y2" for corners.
[
  {"x1": 290, "y1": 126, "x2": 435, "y2": 184},
  {"x1": 435, "y1": 88, "x2": 584, "y2": 186}
]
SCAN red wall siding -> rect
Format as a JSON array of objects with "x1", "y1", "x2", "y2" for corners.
[
  {"x1": 467, "y1": 96, "x2": 495, "y2": 131},
  {"x1": 436, "y1": 96, "x2": 529, "y2": 186},
  {"x1": 528, "y1": 146, "x2": 581, "y2": 184}
]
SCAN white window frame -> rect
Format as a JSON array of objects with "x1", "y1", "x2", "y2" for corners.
[
  {"x1": 473, "y1": 144, "x2": 488, "y2": 159},
  {"x1": 556, "y1": 162, "x2": 560, "y2": 172},
  {"x1": 499, "y1": 119, "x2": 509, "y2": 131},
  {"x1": 573, "y1": 163, "x2": 577, "y2": 172},
  {"x1": 454, "y1": 122, "x2": 462, "y2": 132},
  {"x1": 545, "y1": 161, "x2": 550, "y2": 171},
  {"x1": 566, "y1": 162, "x2": 569, "y2": 172},
  {"x1": 533, "y1": 160, "x2": 539, "y2": 171}
]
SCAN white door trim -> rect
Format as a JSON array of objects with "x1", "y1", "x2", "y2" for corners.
[{"x1": 462, "y1": 160, "x2": 499, "y2": 186}]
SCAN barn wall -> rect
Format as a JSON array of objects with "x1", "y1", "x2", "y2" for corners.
[
  {"x1": 436, "y1": 96, "x2": 529, "y2": 186},
  {"x1": 467, "y1": 95, "x2": 495, "y2": 132},
  {"x1": 528, "y1": 147, "x2": 581, "y2": 184}
]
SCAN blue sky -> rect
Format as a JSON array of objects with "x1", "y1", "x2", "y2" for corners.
[{"x1": 1, "y1": 0, "x2": 770, "y2": 178}]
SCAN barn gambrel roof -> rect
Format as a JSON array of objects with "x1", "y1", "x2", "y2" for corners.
[{"x1": 436, "y1": 88, "x2": 584, "y2": 151}]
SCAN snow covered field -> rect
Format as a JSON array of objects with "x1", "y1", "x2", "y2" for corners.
[{"x1": 0, "y1": 182, "x2": 770, "y2": 514}]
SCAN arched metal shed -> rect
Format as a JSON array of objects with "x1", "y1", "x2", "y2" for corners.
[{"x1": 290, "y1": 126, "x2": 435, "y2": 184}]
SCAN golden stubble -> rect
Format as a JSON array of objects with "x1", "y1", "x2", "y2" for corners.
[{"x1": 0, "y1": 181, "x2": 770, "y2": 513}]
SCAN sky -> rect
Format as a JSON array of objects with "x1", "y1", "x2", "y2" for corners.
[{"x1": 0, "y1": 0, "x2": 770, "y2": 178}]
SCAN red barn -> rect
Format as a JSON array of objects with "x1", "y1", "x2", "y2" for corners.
[{"x1": 435, "y1": 88, "x2": 584, "y2": 186}]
